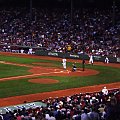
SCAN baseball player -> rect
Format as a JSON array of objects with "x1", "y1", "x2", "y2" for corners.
[
  {"x1": 72, "y1": 63, "x2": 77, "y2": 72},
  {"x1": 104, "y1": 57, "x2": 109, "y2": 64},
  {"x1": 62, "y1": 58, "x2": 67, "y2": 70},
  {"x1": 89, "y1": 54, "x2": 94, "y2": 65}
]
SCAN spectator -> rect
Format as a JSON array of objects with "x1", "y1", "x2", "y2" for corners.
[{"x1": 102, "y1": 87, "x2": 108, "y2": 95}]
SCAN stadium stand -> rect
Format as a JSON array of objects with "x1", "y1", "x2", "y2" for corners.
[
  {"x1": 0, "y1": 7, "x2": 119, "y2": 57},
  {"x1": 0, "y1": 0, "x2": 120, "y2": 120},
  {"x1": 0, "y1": 88, "x2": 119, "y2": 120}
]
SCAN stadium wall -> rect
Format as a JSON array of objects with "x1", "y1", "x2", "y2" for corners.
[{"x1": 35, "y1": 50, "x2": 120, "y2": 63}]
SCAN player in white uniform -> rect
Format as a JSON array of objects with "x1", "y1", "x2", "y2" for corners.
[
  {"x1": 89, "y1": 54, "x2": 94, "y2": 65},
  {"x1": 28, "y1": 48, "x2": 33, "y2": 54},
  {"x1": 104, "y1": 57, "x2": 109, "y2": 64},
  {"x1": 62, "y1": 58, "x2": 67, "y2": 70}
]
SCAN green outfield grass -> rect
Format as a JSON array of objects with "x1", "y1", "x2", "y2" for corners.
[{"x1": 0, "y1": 54, "x2": 120, "y2": 98}]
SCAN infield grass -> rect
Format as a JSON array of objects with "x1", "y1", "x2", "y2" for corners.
[{"x1": 0, "y1": 54, "x2": 120, "y2": 98}]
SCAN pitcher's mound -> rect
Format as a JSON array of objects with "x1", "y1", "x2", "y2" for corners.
[{"x1": 28, "y1": 78, "x2": 59, "y2": 84}]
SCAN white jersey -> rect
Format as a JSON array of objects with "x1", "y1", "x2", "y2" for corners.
[
  {"x1": 105, "y1": 57, "x2": 109, "y2": 63},
  {"x1": 89, "y1": 55, "x2": 93, "y2": 64},
  {"x1": 28, "y1": 48, "x2": 33, "y2": 54},
  {"x1": 62, "y1": 58, "x2": 66, "y2": 64},
  {"x1": 62, "y1": 58, "x2": 66, "y2": 69},
  {"x1": 20, "y1": 49, "x2": 24, "y2": 54},
  {"x1": 102, "y1": 87, "x2": 108, "y2": 95}
]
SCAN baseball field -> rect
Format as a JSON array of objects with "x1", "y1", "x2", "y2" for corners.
[{"x1": 0, "y1": 52, "x2": 120, "y2": 107}]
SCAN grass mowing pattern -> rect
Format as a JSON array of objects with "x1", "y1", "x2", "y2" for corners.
[
  {"x1": 0, "y1": 63, "x2": 30, "y2": 78},
  {"x1": 0, "y1": 55, "x2": 48, "y2": 64},
  {"x1": 0, "y1": 55, "x2": 120, "y2": 98}
]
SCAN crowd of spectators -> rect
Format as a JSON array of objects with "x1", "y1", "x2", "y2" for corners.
[
  {"x1": 0, "y1": 5, "x2": 120, "y2": 120},
  {"x1": 0, "y1": 7, "x2": 120, "y2": 57},
  {"x1": 0, "y1": 88, "x2": 119, "y2": 120}
]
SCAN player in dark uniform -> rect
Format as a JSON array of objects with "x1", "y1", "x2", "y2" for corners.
[{"x1": 72, "y1": 63, "x2": 77, "y2": 72}]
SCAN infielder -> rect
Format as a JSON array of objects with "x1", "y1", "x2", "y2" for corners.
[
  {"x1": 62, "y1": 58, "x2": 67, "y2": 70},
  {"x1": 89, "y1": 54, "x2": 94, "y2": 65},
  {"x1": 104, "y1": 57, "x2": 109, "y2": 64}
]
